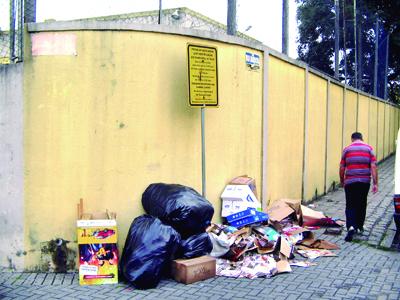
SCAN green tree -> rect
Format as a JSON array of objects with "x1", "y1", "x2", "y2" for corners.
[{"x1": 296, "y1": 0, "x2": 400, "y2": 102}]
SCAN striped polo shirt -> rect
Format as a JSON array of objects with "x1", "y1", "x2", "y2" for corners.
[{"x1": 340, "y1": 141, "x2": 377, "y2": 185}]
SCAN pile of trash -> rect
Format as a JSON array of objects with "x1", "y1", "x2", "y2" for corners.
[
  {"x1": 119, "y1": 180, "x2": 343, "y2": 289},
  {"x1": 119, "y1": 183, "x2": 214, "y2": 289},
  {"x1": 208, "y1": 198, "x2": 343, "y2": 279}
]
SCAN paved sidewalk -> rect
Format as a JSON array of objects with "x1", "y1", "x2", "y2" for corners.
[{"x1": 1, "y1": 156, "x2": 399, "y2": 299}]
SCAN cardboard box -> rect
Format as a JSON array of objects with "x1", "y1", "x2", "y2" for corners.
[
  {"x1": 266, "y1": 199, "x2": 303, "y2": 225},
  {"x1": 171, "y1": 256, "x2": 216, "y2": 284},
  {"x1": 77, "y1": 200, "x2": 118, "y2": 285},
  {"x1": 229, "y1": 175, "x2": 258, "y2": 199},
  {"x1": 221, "y1": 185, "x2": 261, "y2": 217}
]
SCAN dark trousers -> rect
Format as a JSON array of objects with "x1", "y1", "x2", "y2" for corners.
[{"x1": 344, "y1": 182, "x2": 370, "y2": 230}]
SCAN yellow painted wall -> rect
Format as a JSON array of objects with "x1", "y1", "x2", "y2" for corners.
[
  {"x1": 394, "y1": 108, "x2": 400, "y2": 140},
  {"x1": 396, "y1": 108, "x2": 399, "y2": 138},
  {"x1": 384, "y1": 104, "x2": 391, "y2": 158},
  {"x1": 397, "y1": 108, "x2": 400, "y2": 134},
  {"x1": 304, "y1": 73, "x2": 327, "y2": 199},
  {"x1": 20, "y1": 28, "x2": 400, "y2": 270},
  {"x1": 206, "y1": 45, "x2": 263, "y2": 215},
  {"x1": 390, "y1": 106, "x2": 396, "y2": 153},
  {"x1": 23, "y1": 31, "x2": 263, "y2": 269},
  {"x1": 266, "y1": 56, "x2": 305, "y2": 204},
  {"x1": 357, "y1": 95, "x2": 369, "y2": 142},
  {"x1": 377, "y1": 102, "x2": 385, "y2": 161},
  {"x1": 368, "y1": 98, "x2": 378, "y2": 156},
  {"x1": 325, "y1": 83, "x2": 343, "y2": 191},
  {"x1": 394, "y1": 107, "x2": 397, "y2": 151},
  {"x1": 343, "y1": 90, "x2": 358, "y2": 147}
]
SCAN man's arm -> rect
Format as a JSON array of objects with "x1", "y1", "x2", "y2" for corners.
[
  {"x1": 371, "y1": 163, "x2": 378, "y2": 193},
  {"x1": 339, "y1": 165, "x2": 345, "y2": 187}
]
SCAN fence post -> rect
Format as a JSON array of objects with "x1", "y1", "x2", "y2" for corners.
[
  {"x1": 383, "y1": 102, "x2": 386, "y2": 159},
  {"x1": 17, "y1": 0, "x2": 23, "y2": 61},
  {"x1": 376, "y1": 100, "x2": 380, "y2": 160},
  {"x1": 9, "y1": 0, "x2": 16, "y2": 61},
  {"x1": 262, "y1": 50, "x2": 270, "y2": 210},
  {"x1": 356, "y1": 92, "x2": 359, "y2": 132},
  {"x1": 342, "y1": 87, "x2": 346, "y2": 153},
  {"x1": 302, "y1": 67, "x2": 309, "y2": 202},
  {"x1": 367, "y1": 97, "x2": 371, "y2": 144},
  {"x1": 324, "y1": 79, "x2": 331, "y2": 193},
  {"x1": 24, "y1": 0, "x2": 36, "y2": 23}
]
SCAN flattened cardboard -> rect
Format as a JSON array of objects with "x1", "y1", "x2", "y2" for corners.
[
  {"x1": 267, "y1": 202, "x2": 295, "y2": 222},
  {"x1": 300, "y1": 239, "x2": 340, "y2": 250},
  {"x1": 301, "y1": 205, "x2": 326, "y2": 219},
  {"x1": 279, "y1": 236, "x2": 292, "y2": 258},
  {"x1": 267, "y1": 199, "x2": 303, "y2": 225},
  {"x1": 276, "y1": 256, "x2": 292, "y2": 273}
]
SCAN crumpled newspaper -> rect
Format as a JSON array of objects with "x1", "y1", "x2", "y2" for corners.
[{"x1": 216, "y1": 254, "x2": 277, "y2": 279}]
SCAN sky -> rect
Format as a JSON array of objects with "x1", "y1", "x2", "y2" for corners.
[{"x1": 1, "y1": 0, "x2": 299, "y2": 58}]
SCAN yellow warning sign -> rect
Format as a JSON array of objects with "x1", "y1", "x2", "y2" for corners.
[{"x1": 188, "y1": 44, "x2": 218, "y2": 107}]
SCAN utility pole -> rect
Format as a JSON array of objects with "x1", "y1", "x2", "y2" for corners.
[
  {"x1": 227, "y1": 0, "x2": 237, "y2": 36},
  {"x1": 373, "y1": 18, "x2": 379, "y2": 97},
  {"x1": 384, "y1": 32, "x2": 390, "y2": 100},
  {"x1": 353, "y1": 0, "x2": 358, "y2": 89},
  {"x1": 334, "y1": 0, "x2": 340, "y2": 79},
  {"x1": 282, "y1": 0, "x2": 289, "y2": 54},
  {"x1": 158, "y1": 0, "x2": 162, "y2": 24},
  {"x1": 357, "y1": 16, "x2": 362, "y2": 90},
  {"x1": 342, "y1": 0, "x2": 348, "y2": 84}
]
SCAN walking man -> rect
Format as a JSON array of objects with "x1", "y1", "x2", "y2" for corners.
[{"x1": 339, "y1": 132, "x2": 378, "y2": 242}]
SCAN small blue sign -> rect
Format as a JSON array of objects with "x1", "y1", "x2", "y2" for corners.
[{"x1": 245, "y1": 52, "x2": 260, "y2": 70}]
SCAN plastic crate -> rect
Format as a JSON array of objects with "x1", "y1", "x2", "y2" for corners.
[{"x1": 229, "y1": 211, "x2": 269, "y2": 228}]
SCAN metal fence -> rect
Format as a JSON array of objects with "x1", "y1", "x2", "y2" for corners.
[{"x1": 0, "y1": 0, "x2": 34, "y2": 64}]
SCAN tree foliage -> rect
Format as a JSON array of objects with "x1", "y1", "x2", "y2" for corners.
[{"x1": 296, "y1": 0, "x2": 400, "y2": 102}]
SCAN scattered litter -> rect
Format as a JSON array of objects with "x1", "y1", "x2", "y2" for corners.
[
  {"x1": 296, "y1": 248, "x2": 337, "y2": 259},
  {"x1": 217, "y1": 254, "x2": 277, "y2": 279},
  {"x1": 289, "y1": 260, "x2": 318, "y2": 268},
  {"x1": 211, "y1": 194, "x2": 343, "y2": 279},
  {"x1": 117, "y1": 181, "x2": 344, "y2": 289}
]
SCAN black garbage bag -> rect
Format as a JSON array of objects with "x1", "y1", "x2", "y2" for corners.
[
  {"x1": 142, "y1": 183, "x2": 214, "y2": 238},
  {"x1": 119, "y1": 215, "x2": 181, "y2": 289},
  {"x1": 179, "y1": 232, "x2": 213, "y2": 258}
]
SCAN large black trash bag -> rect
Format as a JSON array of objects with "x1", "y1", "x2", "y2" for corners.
[
  {"x1": 142, "y1": 183, "x2": 214, "y2": 238},
  {"x1": 179, "y1": 232, "x2": 213, "y2": 259},
  {"x1": 119, "y1": 215, "x2": 181, "y2": 289}
]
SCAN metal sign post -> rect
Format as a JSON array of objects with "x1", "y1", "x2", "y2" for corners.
[
  {"x1": 187, "y1": 44, "x2": 218, "y2": 197},
  {"x1": 201, "y1": 105, "x2": 206, "y2": 197}
]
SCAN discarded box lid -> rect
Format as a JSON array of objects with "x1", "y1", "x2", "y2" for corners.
[
  {"x1": 229, "y1": 175, "x2": 258, "y2": 199},
  {"x1": 229, "y1": 211, "x2": 268, "y2": 228}
]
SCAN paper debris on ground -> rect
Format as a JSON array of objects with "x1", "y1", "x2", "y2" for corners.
[{"x1": 296, "y1": 248, "x2": 338, "y2": 259}]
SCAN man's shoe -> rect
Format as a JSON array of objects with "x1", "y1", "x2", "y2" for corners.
[
  {"x1": 354, "y1": 227, "x2": 364, "y2": 235},
  {"x1": 345, "y1": 227, "x2": 355, "y2": 242}
]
